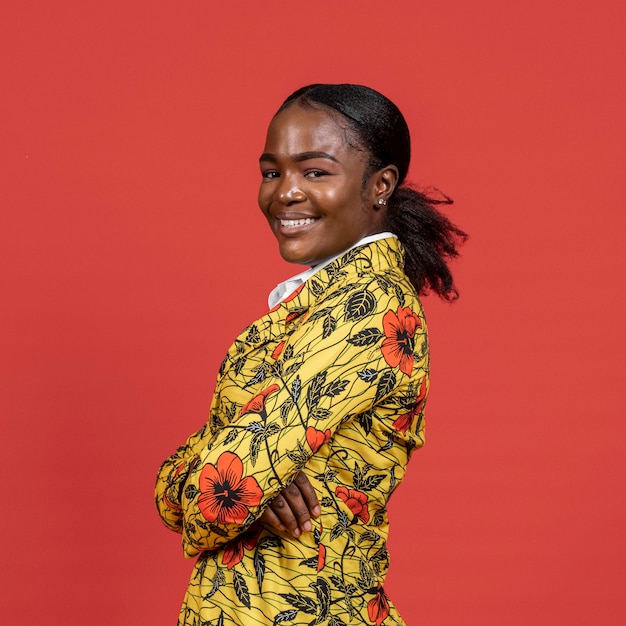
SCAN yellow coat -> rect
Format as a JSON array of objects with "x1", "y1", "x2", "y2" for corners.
[{"x1": 155, "y1": 237, "x2": 429, "y2": 626}]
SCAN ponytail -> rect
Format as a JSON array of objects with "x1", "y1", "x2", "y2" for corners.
[{"x1": 386, "y1": 186, "x2": 467, "y2": 301}]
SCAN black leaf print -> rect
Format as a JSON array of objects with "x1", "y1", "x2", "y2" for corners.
[
  {"x1": 372, "y1": 509, "x2": 386, "y2": 526},
  {"x1": 265, "y1": 422, "x2": 280, "y2": 437},
  {"x1": 376, "y1": 275, "x2": 391, "y2": 294},
  {"x1": 329, "y1": 574, "x2": 345, "y2": 592},
  {"x1": 324, "y1": 283, "x2": 358, "y2": 301},
  {"x1": 285, "y1": 441, "x2": 309, "y2": 468},
  {"x1": 337, "y1": 510, "x2": 349, "y2": 529},
  {"x1": 313, "y1": 526, "x2": 321, "y2": 543},
  {"x1": 357, "y1": 368, "x2": 378, "y2": 382},
  {"x1": 323, "y1": 379, "x2": 348, "y2": 398},
  {"x1": 279, "y1": 593, "x2": 318, "y2": 614},
  {"x1": 360, "y1": 474, "x2": 386, "y2": 491},
  {"x1": 322, "y1": 315, "x2": 336, "y2": 339},
  {"x1": 371, "y1": 544, "x2": 389, "y2": 563},
  {"x1": 246, "y1": 422, "x2": 264, "y2": 434},
  {"x1": 203, "y1": 572, "x2": 221, "y2": 600},
  {"x1": 254, "y1": 551, "x2": 265, "y2": 593},
  {"x1": 311, "y1": 577, "x2": 331, "y2": 622},
  {"x1": 330, "y1": 522, "x2": 345, "y2": 541},
  {"x1": 273, "y1": 610, "x2": 298, "y2": 625},
  {"x1": 307, "y1": 307, "x2": 334, "y2": 322},
  {"x1": 291, "y1": 376, "x2": 301, "y2": 402},
  {"x1": 344, "y1": 289, "x2": 376, "y2": 322},
  {"x1": 246, "y1": 367, "x2": 266, "y2": 387},
  {"x1": 279, "y1": 398, "x2": 294, "y2": 425},
  {"x1": 309, "y1": 407, "x2": 331, "y2": 421},
  {"x1": 394, "y1": 283, "x2": 406, "y2": 307},
  {"x1": 356, "y1": 559, "x2": 375, "y2": 591},
  {"x1": 375, "y1": 369, "x2": 396, "y2": 402},
  {"x1": 184, "y1": 484, "x2": 199, "y2": 500},
  {"x1": 357, "y1": 411, "x2": 373, "y2": 435},
  {"x1": 223, "y1": 428, "x2": 240, "y2": 445},
  {"x1": 233, "y1": 570, "x2": 251, "y2": 608},
  {"x1": 299, "y1": 556, "x2": 318, "y2": 569},
  {"x1": 357, "y1": 530, "x2": 380, "y2": 544},
  {"x1": 246, "y1": 325, "x2": 260, "y2": 343},
  {"x1": 216, "y1": 610, "x2": 224, "y2": 626},
  {"x1": 310, "y1": 278, "x2": 325, "y2": 297},
  {"x1": 250, "y1": 434, "x2": 263, "y2": 466},
  {"x1": 283, "y1": 344, "x2": 294, "y2": 360},
  {"x1": 257, "y1": 536, "x2": 284, "y2": 550},
  {"x1": 284, "y1": 361, "x2": 304, "y2": 376},
  {"x1": 347, "y1": 328, "x2": 384, "y2": 346},
  {"x1": 233, "y1": 355, "x2": 247, "y2": 376},
  {"x1": 306, "y1": 371, "x2": 327, "y2": 410}
]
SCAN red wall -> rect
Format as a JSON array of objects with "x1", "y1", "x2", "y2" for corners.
[{"x1": 2, "y1": 1, "x2": 625, "y2": 624}]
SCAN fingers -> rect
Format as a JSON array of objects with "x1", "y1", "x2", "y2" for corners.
[
  {"x1": 294, "y1": 472, "x2": 321, "y2": 517},
  {"x1": 259, "y1": 505, "x2": 286, "y2": 532},
  {"x1": 265, "y1": 472, "x2": 320, "y2": 538}
]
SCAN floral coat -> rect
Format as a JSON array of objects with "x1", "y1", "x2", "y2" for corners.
[{"x1": 155, "y1": 237, "x2": 430, "y2": 626}]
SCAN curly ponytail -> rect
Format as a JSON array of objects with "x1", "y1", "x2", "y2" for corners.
[{"x1": 387, "y1": 187, "x2": 467, "y2": 301}]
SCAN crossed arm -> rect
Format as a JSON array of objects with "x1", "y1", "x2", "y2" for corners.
[{"x1": 260, "y1": 471, "x2": 320, "y2": 538}]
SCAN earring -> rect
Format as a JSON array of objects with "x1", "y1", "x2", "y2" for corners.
[{"x1": 377, "y1": 198, "x2": 387, "y2": 206}]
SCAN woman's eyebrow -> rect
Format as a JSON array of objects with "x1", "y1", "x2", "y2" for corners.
[{"x1": 259, "y1": 151, "x2": 339, "y2": 163}]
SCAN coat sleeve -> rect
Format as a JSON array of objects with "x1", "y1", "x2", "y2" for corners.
[
  {"x1": 175, "y1": 287, "x2": 428, "y2": 557},
  {"x1": 154, "y1": 424, "x2": 212, "y2": 534}
]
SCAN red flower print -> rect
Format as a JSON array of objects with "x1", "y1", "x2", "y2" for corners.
[
  {"x1": 197, "y1": 451, "x2": 263, "y2": 524},
  {"x1": 381, "y1": 306, "x2": 421, "y2": 376},
  {"x1": 317, "y1": 543, "x2": 326, "y2": 572},
  {"x1": 367, "y1": 584, "x2": 390, "y2": 626},
  {"x1": 335, "y1": 486, "x2": 370, "y2": 523},
  {"x1": 240, "y1": 384, "x2": 280, "y2": 416},
  {"x1": 221, "y1": 524, "x2": 262, "y2": 570},
  {"x1": 306, "y1": 426, "x2": 331, "y2": 454},
  {"x1": 271, "y1": 341, "x2": 285, "y2": 360},
  {"x1": 393, "y1": 378, "x2": 428, "y2": 435}
]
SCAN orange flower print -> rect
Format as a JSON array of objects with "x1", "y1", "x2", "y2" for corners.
[
  {"x1": 271, "y1": 341, "x2": 285, "y2": 360},
  {"x1": 316, "y1": 543, "x2": 326, "y2": 572},
  {"x1": 393, "y1": 378, "x2": 427, "y2": 434},
  {"x1": 306, "y1": 426, "x2": 331, "y2": 454},
  {"x1": 367, "y1": 584, "x2": 390, "y2": 626},
  {"x1": 221, "y1": 524, "x2": 263, "y2": 570},
  {"x1": 197, "y1": 451, "x2": 263, "y2": 524},
  {"x1": 240, "y1": 384, "x2": 280, "y2": 417},
  {"x1": 335, "y1": 486, "x2": 370, "y2": 523},
  {"x1": 381, "y1": 306, "x2": 421, "y2": 376}
]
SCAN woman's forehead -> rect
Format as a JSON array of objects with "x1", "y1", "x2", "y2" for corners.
[{"x1": 264, "y1": 103, "x2": 364, "y2": 155}]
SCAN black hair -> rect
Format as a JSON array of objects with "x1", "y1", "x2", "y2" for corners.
[{"x1": 278, "y1": 83, "x2": 467, "y2": 301}]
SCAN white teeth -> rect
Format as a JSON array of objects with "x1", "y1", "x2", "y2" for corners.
[{"x1": 280, "y1": 218, "x2": 315, "y2": 227}]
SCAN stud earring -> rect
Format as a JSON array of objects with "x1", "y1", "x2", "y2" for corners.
[{"x1": 377, "y1": 198, "x2": 387, "y2": 206}]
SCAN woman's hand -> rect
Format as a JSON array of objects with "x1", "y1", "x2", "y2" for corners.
[{"x1": 261, "y1": 472, "x2": 320, "y2": 538}]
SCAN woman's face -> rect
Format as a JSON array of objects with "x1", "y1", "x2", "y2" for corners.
[{"x1": 258, "y1": 104, "x2": 385, "y2": 266}]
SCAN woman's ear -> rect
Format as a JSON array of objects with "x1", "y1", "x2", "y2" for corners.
[{"x1": 371, "y1": 165, "x2": 399, "y2": 207}]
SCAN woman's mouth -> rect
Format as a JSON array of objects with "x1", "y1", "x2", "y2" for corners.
[{"x1": 279, "y1": 218, "x2": 316, "y2": 228}]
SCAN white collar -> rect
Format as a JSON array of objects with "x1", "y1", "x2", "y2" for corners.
[{"x1": 268, "y1": 232, "x2": 397, "y2": 309}]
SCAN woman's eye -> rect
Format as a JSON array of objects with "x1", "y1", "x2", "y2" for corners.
[
  {"x1": 262, "y1": 170, "x2": 280, "y2": 180},
  {"x1": 305, "y1": 170, "x2": 326, "y2": 179}
]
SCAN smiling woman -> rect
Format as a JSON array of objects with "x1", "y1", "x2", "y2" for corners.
[{"x1": 155, "y1": 83, "x2": 466, "y2": 626}]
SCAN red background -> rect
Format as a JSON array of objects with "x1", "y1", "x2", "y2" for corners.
[{"x1": 2, "y1": 1, "x2": 625, "y2": 624}]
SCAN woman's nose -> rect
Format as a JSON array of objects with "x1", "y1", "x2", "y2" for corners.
[{"x1": 276, "y1": 177, "x2": 306, "y2": 204}]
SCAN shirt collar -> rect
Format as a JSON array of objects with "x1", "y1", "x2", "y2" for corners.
[{"x1": 267, "y1": 232, "x2": 397, "y2": 309}]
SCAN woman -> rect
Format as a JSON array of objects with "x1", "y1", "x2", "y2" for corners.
[{"x1": 155, "y1": 84, "x2": 466, "y2": 626}]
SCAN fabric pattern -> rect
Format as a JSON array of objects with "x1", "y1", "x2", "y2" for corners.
[{"x1": 155, "y1": 237, "x2": 429, "y2": 626}]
